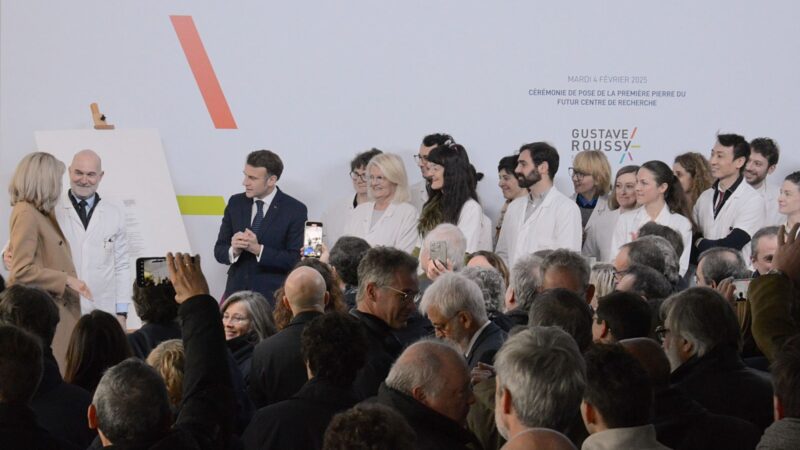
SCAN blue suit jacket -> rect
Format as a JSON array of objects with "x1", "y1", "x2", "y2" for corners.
[{"x1": 214, "y1": 188, "x2": 307, "y2": 303}]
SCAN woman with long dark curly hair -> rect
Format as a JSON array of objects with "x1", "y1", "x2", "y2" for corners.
[{"x1": 417, "y1": 143, "x2": 490, "y2": 253}]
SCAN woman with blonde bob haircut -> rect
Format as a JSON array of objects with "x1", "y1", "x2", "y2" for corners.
[
  {"x1": 571, "y1": 151, "x2": 613, "y2": 262},
  {"x1": 146, "y1": 339, "x2": 185, "y2": 411},
  {"x1": 7, "y1": 152, "x2": 91, "y2": 369},
  {"x1": 344, "y1": 152, "x2": 419, "y2": 253}
]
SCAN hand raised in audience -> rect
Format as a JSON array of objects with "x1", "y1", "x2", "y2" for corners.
[
  {"x1": 167, "y1": 252, "x2": 209, "y2": 303},
  {"x1": 426, "y1": 258, "x2": 454, "y2": 280},
  {"x1": 471, "y1": 362, "x2": 496, "y2": 385},
  {"x1": 714, "y1": 277, "x2": 736, "y2": 307},
  {"x1": 774, "y1": 223, "x2": 800, "y2": 285}
]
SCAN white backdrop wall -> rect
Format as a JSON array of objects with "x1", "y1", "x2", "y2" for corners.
[{"x1": 2, "y1": 1, "x2": 799, "y2": 297}]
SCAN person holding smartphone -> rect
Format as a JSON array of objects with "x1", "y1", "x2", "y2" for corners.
[{"x1": 344, "y1": 153, "x2": 418, "y2": 254}]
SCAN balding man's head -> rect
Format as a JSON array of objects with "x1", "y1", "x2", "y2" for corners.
[
  {"x1": 283, "y1": 266, "x2": 327, "y2": 313},
  {"x1": 69, "y1": 149, "x2": 104, "y2": 199},
  {"x1": 620, "y1": 337, "x2": 670, "y2": 389}
]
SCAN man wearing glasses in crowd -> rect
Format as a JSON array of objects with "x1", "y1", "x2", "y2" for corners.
[{"x1": 410, "y1": 133, "x2": 455, "y2": 212}]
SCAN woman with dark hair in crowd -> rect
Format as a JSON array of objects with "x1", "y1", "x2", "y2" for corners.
[
  {"x1": 494, "y1": 155, "x2": 528, "y2": 245},
  {"x1": 673, "y1": 152, "x2": 714, "y2": 213},
  {"x1": 611, "y1": 160, "x2": 694, "y2": 275},
  {"x1": 221, "y1": 290, "x2": 277, "y2": 382},
  {"x1": 273, "y1": 258, "x2": 348, "y2": 330},
  {"x1": 779, "y1": 171, "x2": 800, "y2": 233},
  {"x1": 418, "y1": 143, "x2": 490, "y2": 253},
  {"x1": 127, "y1": 281, "x2": 180, "y2": 359},
  {"x1": 64, "y1": 310, "x2": 133, "y2": 394},
  {"x1": 466, "y1": 250, "x2": 510, "y2": 288},
  {"x1": 583, "y1": 165, "x2": 640, "y2": 262}
]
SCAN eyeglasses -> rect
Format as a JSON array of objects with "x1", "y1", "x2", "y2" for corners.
[
  {"x1": 222, "y1": 314, "x2": 250, "y2": 324},
  {"x1": 413, "y1": 154, "x2": 429, "y2": 163},
  {"x1": 569, "y1": 167, "x2": 588, "y2": 180},
  {"x1": 655, "y1": 325, "x2": 670, "y2": 342},
  {"x1": 350, "y1": 171, "x2": 367, "y2": 182},
  {"x1": 368, "y1": 175, "x2": 386, "y2": 184},
  {"x1": 613, "y1": 269, "x2": 629, "y2": 281},
  {"x1": 431, "y1": 312, "x2": 460, "y2": 334},
  {"x1": 381, "y1": 285, "x2": 419, "y2": 304}
]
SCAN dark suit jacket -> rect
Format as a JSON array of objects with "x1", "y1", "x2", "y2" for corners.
[
  {"x1": 0, "y1": 403, "x2": 77, "y2": 450},
  {"x1": 248, "y1": 311, "x2": 323, "y2": 408},
  {"x1": 466, "y1": 322, "x2": 507, "y2": 369},
  {"x1": 242, "y1": 377, "x2": 359, "y2": 450},
  {"x1": 29, "y1": 349, "x2": 95, "y2": 449},
  {"x1": 350, "y1": 310, "x2": 404, "y2": 400},
  {"x1": 214, "y1": 188, "x2": 307, "y2": 303},
  {"x1": 127, "y1": 322, "x2": 182, "y2": 360}
]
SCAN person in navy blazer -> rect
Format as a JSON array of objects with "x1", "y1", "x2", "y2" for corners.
[{"x1": 214, "y1": 150, "x2": 307, "y2": 304}]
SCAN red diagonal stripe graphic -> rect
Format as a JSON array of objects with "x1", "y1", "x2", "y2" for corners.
[{"x1": 170, "y1": 15, "x2": 237, "y2": 129}]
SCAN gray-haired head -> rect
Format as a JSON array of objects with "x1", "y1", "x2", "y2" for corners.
[
  {"x1": 221, "y1": 290, "x2": 277, "y2": 341},
  {"x1": 93, "y1": 358, "x2": 171, "y2": 444},
  {"x1": 385, "y1": 338, "x2": 467, "y2": 399},
  {"x1": 495, "y1": 326, "x2": 586, "y2": 430},
  {"x1": 460, "y1": 266, "x2": 505, "y2": 314},
  {"x1": 419, "y1": 272, "x2": 488, "y2": 324},
  {"x1": 540, "y1": 249, "x2": 591, "y2": 295},
  {"x1": 636, "y1": 235, "x2": 680, "y2": 286},
  {"x1": 621, "y1": 238, "x2": 666, "y2": 274},
  {"x1": 356, "y1": 247, "x2": 419, "y2": 305},
  {"x1": 750, "y1": 226, "x2": 780, "y2": 260},
  {"x1": 420, "y1": 223, "x2": 467, "y2": 270},
  {"x1": 621, "y1": 264, "x2": 673, "y2": 300},
  {"x1": 660, "y1": 287, "x2": 741, "y2": 358},
  {"x1": 637, "y1": 222, "x2": 684, "y2": 260},
  {"x1": 697, "y1": 247, "x2": 749, "y2": 286},
  {"x1": 509, "y1": 253, "x2": 545, "y2": 312}
]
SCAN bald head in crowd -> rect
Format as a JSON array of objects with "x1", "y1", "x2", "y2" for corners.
[{"x1": 283, "y1": 266, "x2": 328, "y2": 313}]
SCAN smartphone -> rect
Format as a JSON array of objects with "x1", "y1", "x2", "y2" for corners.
[
  {"x1": 732, "y1": 278, "x2": 752, "y2": 302},
  {"x1": 136, "y1": 257, "x2": 173, "y2": 287},
  {"x1": 429, "y1": 240, "x2": 447, "y2": 264},
  {"x1": 302, "y1": 221, "x2": 324, "y2": 258}
]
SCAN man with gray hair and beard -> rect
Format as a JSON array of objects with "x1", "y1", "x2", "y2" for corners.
[
  {"x1": 374, "y1": 339, "x2": 480, "y2": 450},
  {"x1": 420, "y1": 272, "x2": 507, "y2": 369},
  {"x1": 494, "y1": 326, "x2": 585, "y2": 450}
]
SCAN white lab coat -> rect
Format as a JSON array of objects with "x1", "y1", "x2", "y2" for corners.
[
  {"x1": 610, "y1": 205, "x2": 693, "y2": 275},
  {"x1": 55, "y1": 193, "x2": 132, "y2": 315},
  {"x1": 756, "y1": 182, "x2": 785, "y2": 227},
  {"x1": 581, "y1": 196, "x2": 621, "y2": 263},
  {"x1": 693, "y1": 181, "x2": 765, "y2": 260},
  {"x1": 409, "y1": 180, "x2": 428, "y2": 213},
  {"x1": 344, "y1": 201, "x2": 419, "y2": 254},
  {"x1": 456, "y1": 199, "x2": 492, "y2": 254},
  {"x1": 321, "y1": 194, "x2": 357, "y2": 247},
  {"x1": 495, "y1": 187, "x2": 582, "y2": 267}
]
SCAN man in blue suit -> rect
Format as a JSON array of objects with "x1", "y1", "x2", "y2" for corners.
[{"x1": 214, "y1": 150, "x2": 307, "y2": 304}]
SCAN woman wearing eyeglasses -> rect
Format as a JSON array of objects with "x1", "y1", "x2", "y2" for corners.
[
  {"x1": 610, "y1": 160, "x2": 694, "y2": 276},
  {"x1": 343, "y1": 153, "x2": 419, "y2": 254},
  {"x1": 321, "y1": 148, "x2": 382, "y2": 247},
  {"x1": 221, "y1": 291, "x2": 277, "y2": 383},
  {"x1": 417, "y1": 143, "x2": 492, "y2": 254},
  {"x1": 583, "y1": 164, "x2": 640, "y2": 262}
]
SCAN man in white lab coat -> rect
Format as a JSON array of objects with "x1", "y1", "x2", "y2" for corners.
[
  {"x1": 56, "y1": 150, "x2": 132, "y2": 326},
  {"x1": 745, "y1": 137, "x2": 783, "y2": 226},
  {"x1": 409, "y1": 133, "x2": 454, "y2": 212},
  {"x1": 495, "y1": 142, "x2": 582, "y2": 267},
  {"x1": 693, "y1": 134, "x2": 765, "y2": 262}
]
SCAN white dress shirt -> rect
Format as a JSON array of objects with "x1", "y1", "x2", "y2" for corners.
[{"x1": 229, "y1": 188, "x2": 277, "y2": 264}]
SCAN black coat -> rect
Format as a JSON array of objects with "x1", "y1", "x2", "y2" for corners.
[
  {"x1": 226, "y1": 332, "x2": 256, "y2": 385},
  {"x1": 465, "y1": 322, "x2": 507, "y2": 369},
  {"x1": 374, "y1": 384, "x2": 480, "y2": 450},
  {"x1": 653, "y1": 386, "x2": 762, "y2": 450},
  {"x1": 241, "y1": 377, "x2": 359, "y2": 450},
  {"x1": 248, "y1": 311, "x2": 323, "y2": 408},
  {"x1": 127, "y1": 321, "x2": 182, "y2": 360},
  {"x1": 0, "y1": 403, "x2": 77, "y2": 450},
  {"x1": 670, "y1": 344, "x2": 774, "y2": 431},
  {"x1": 29, "y1": 348, "x2": 96, "y2": 448},
  {"x1": 350, "y1": 310, "x2": 404, "y2": 399}
]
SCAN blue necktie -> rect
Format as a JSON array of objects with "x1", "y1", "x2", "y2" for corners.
[{"x1": 252, "y1": 200, "x2": 265, "y2": 234}]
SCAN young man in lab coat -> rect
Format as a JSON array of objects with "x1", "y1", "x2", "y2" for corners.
[
  {"x1": 495, "y1": 142, "x2": 582, "y2": 267},
  {"x1": 693, "y1": 134, "x2": 765, "y2": 261},
  {"x1": 745, "y1": 137, "x2": 783, "y2": 226}
]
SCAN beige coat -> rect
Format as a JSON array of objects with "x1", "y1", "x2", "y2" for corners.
[{"x1": 8, "y1": 201, "x2": 80, "y2": 372}]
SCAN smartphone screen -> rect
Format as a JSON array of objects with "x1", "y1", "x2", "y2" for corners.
[
  {"x1": 136, "y1": 257, "x2": 171, "y2": 287},
  {"x1": 429, "y1": 240, "x2": 447, "y2": 264},
  {"x1": 303, "y1": 222, "x2": 324, "y2": 258},
  {"x1": 732, "y1": 278, "x2": 752, "y2": 302}
]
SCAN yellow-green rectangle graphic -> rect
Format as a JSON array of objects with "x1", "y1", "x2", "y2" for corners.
[{"x1": 177, "y1": 195, "x2": 226, "y2": 215}]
